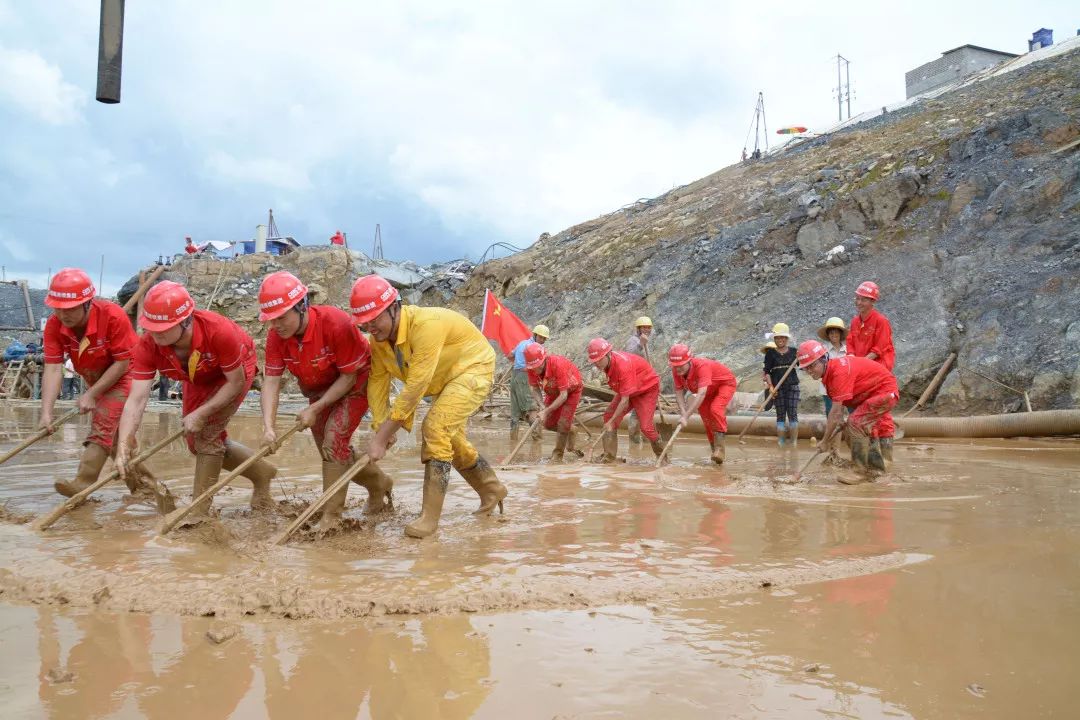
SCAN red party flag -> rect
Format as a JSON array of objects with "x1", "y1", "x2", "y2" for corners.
[{"x1": 480, "y1": 289, "x2": 531, "y2": 355}]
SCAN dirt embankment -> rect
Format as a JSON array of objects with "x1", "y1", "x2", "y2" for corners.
[{"x1": 453, "y1": 47, "x2": 1080, "y2": 415}]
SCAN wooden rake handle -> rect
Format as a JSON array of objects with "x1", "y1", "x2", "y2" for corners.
[
  {"x1": 655, "y1": 425, "x2": 683, "y2": 467},
  {"x1": 737, "y1": 362, "x2": 797, "y2": 441},
  {"x1": 270, "y1": 453, "x2": 371, "y2": 546},
  {"x1": 34, "y1": 428, "x2": 185, "y2": 531},
  {"x1": 502, "y1": 416, "x2": 542, "y2": 465},
  {"x1": 0, "y1": 408, "x2": 81, "y2": 466},
  {"x1": 158, "y1": 422, "x2": 303, "y2": 536}
]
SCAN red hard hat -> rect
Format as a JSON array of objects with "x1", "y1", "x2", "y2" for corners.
[
  {"x1": 668, "y1": 343, "x2": 693, "y2": 367},
  {"x1": 350, "y1": 274, "x2": 399, "y2": 323},
  {"x1": 587, "y1": 338, "x2": 613, "y2": 363},
  {"x1": 139, "y1": 281, "x2": 195, "y2": 332},
  {"x1": 45, "y1": 268, "x2": 96, "y2": 309},
  {"x1": 524, "y1": 342, "x2": 547, "y2": 370},
  {"x1": 258, "y1": 270, "x2": 308, "y2": 321},
  {"x1": 797, "y1": 340, "x2": 829, "y2": 368},
  {"x1": 855, "y1": 281, "x2": 880, "y2": 301}
]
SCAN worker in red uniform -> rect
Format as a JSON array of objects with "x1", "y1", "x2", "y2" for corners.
[
  {"x1": 258, "y1": 270, "x2": 392, "y2": 530},
  {"x1": 668, "y1": 344, "x2": 738, "y2": 464},
  {"x1": 39, "y1": 268, "x2": 152, "y2": 497},
  {"x1": 846, "y1": 281, "x2": 896, "y2": 466},
  {"x1": 184, "y1": 237, "x2": 198, "y2": 254},
  {"x1": 587, "y1": 338, "x2": 663, "y2": 462},
  {"x1": 116, "y1": 281, "x2": 276, "y2": 515},
  {"x1": 798, "y1": 340, "x2": 898, "y2": 480},
  {"x1": 524, "y1": 342, "x2": 584, "y2": 462}
]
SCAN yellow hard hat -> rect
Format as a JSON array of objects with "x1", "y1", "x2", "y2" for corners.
[
  {"x1": 635, "y1": 316, "x2": 653, "y2": 328},
  {"x1": 760, "y1": 340, "x2": 777, "y2": 354},
  {"x1": 532, "y1": 324, "x2": 550, "y2": 339},
  {"x1": 771, "y1": 322, "x2": 790, "y2": 338},
  {"x1": 817, "y1": 317, "x2": 847, "y2": 341}
]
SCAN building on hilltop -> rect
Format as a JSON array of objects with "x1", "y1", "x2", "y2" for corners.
[{"x1": 905, "y1": 45, "x2": 1018, "y2": 99}]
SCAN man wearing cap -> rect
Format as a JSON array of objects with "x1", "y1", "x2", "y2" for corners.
[
  {"x1": 797, "y1": 340, "x2": 898, "y2": 479},
  {"x1": 847, "y1": 281, "x2": 896, "y2": 467},
  {"x1": 524, "y1": 342, "x2": 584, "y2": 462},
  {"x1": 351, "y1": 274, "x2": 507, "y2": 539},
  {"x1": 508, "y1": 324, "x2": 549, "y2": 438},
  {"x1": 39, "y1": 268, "x2": 152, "y2": 497},
  {"x1": 258, "y1": 270, "x2": 392, "y2": 530},
  {"x1": 624, "y1": 316, "x2": 654, "y2": 444},
  {"x1": 116, "y1": 281, "x2": 277, "y2": 514},
  {"x1": 669, "y1": 344, "x2": 737, "y2": 464},
  {"x1": 588, "y1": 337, "x2": 663, "y2": 462}
]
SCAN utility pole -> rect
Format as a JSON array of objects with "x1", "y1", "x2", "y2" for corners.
[{"x1": 835, "y1": 54, "x2": 852, "y2": 121}]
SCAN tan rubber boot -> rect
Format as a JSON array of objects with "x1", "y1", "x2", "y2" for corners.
[
  {"x1": 459, "y1": 456, "x2": 507, "y2": 515},
  {"x1": 354, "y1": 462, "x2": 393, "y2": 514},
  {"x1": 223, "y1": 440, "x2": 277, "y2": 510},
  {"x1": 710, "y1": 433, "x2": 726, "y2": 465},
  {"x1": 190, "y1": 453, "x2": 224, "y2": 515},
  {"x1": 567, "y1": 430, "x2": 584, "y2": 458},
  {"x1": 840, "y1": 436, "x2": 871, "y2": 484},
  {"x1": 405, "y1": 460, "x2": 451, "y2": 538},
  {"x1": 550, "y1": 432, "x2": 569, "y2": 463},
  {"x1": 880, "y1": 437, "x2": 894, "y2": 465},
  {"x1": 650, "y1": 437, "x2": 665, "y2": 460},
  {"x1": 597, "y1": 430, "x2": 619, "y2": 463},
  {"x1": 316, "y1": 460, "x2": 350, "y2": 531},
  {"x1": 54, "y1": 442, "x2": 109, "y2": 497},
  {"x1": 788, "y1": 422, "x2": 799, "y2": 448},
  {"x1": 868, "y1": 439, "x2": 887, "y2": 472}
]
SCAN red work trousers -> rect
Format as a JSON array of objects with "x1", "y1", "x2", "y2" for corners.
[
  {"x1": 698, "y1": 381, "x2": 737, "y2": 441},
  {"x1": 310, "y1": 391, "x2": 368, "y2": 464},
  {"x1": 847, "y1": 392, "x2": 898, "y2": 439},
  {"x1": 543, "y1": 387, "x2": 582, "y2": 433},
  {"x1": 605, "y1": 384, "x2": 660, "y2": 442},
  {"x1": 182, "y1": 368, "x2": 255, "y2": 455},
  {"x1": 86, "y1": 384, "x2": 128, "y2": 453}
]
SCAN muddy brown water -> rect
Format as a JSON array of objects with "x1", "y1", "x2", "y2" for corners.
[{"x1": 0, "y1": 404, "x2": 1078, "y2": 719}]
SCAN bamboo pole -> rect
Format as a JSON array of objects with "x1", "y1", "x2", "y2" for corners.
[
  {"x1": 270, "y1": 453, "x2": 372, "y2": 546},
  {"x1": 902, "y1": 353, "x2": 956, "y2": 418},
  {"x1": 502, "y1": 417, "x2": 542, "y2": 465},
  {"x1": 34, "y1": 428, "x2": 184, "y2": 531},
  {"x1": 792, "y1": 425, "x2": 842, "y2": 482},
  {"x1": 737, "y1": 362, "x2": 797, "y2": 443},
  {"x1": 121, "y1": 264, "x2": 166, "y2": 314},
  {"x1": 158, "y1": 422, "x2": 302, "y2": 535},
  {"x1": 0, "y1": 408, "x2": 80, "y2": 465},
  {"x1": 655, "y1": 425, "x2": 683, "y2": 467}
]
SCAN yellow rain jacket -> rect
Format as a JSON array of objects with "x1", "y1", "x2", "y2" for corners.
[{"x1": 368, "y1": 305, "x2": 495, "y2": 464}]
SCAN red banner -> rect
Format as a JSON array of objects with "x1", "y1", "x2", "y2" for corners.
[{"x1": 480, "y1": 290, "x2": 531, "y2": 355}]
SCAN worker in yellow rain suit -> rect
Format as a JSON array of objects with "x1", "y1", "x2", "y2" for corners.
[{"x1": 351, "y1": 274, "x2": 506, "y2": 538}]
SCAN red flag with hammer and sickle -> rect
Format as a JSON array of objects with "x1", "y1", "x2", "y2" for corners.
[{"x1": 480, "y1": 289, "x2": 531, "y2": 354}]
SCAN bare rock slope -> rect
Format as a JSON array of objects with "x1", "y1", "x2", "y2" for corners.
[{"x1": 453, "y1": 46, "x2": 1080, "y2": 414}]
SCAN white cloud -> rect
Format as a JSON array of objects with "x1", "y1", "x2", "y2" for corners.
[
  {"x1": 1, "y1": 235, "x2": 35, "y2": 262},
  {"x1": 205, "y1": 151, "x2": 312, "y2": 192},
  {"x1": 0, "y1": 44, "x2": 84, "y2": 125}
]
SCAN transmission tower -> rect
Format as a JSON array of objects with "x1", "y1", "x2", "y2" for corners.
[
  {"x1": 372, "y1": 224, "x2": 384, "y2": 260},
  {"x1": 741, "y1": 92, "x2": 768, "y2": 161},
  {"x1": 835, "y1": 54, "x2": 852, "y2": 121}
]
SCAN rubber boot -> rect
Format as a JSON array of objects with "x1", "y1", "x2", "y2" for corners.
[
  {"x1": 628, "y1": 415, "x2": 643, "y2": 445},
  {"x1": 710, "y1": 433, "x2": 726, "y2": 465},
  {"x1": 405, "y1": 460, "x2": 451, "y2": 538},
  {"x1": 650, "y1": 437, "x2": 665, "y2": 460},
  {"x1": 868, "y1": 439, "x2": 887, "y2": 472},
  {"x1": 788, "y1": 422, "x2": 799, "y2": 448},
  {"x1": 459, "y1": 456, "x2": 507, "y2": 515},
  {"x1": 354, "y1": 462, "x2": 393, "y2": 514},
  {"x1": 316, "y1": 460, "x2": 350, "y2": 531},
  {"x1": 598, "y1": 430, "x2": 619, "y2": 463},
  {"x1": 551, "y1": 432, "x2": 569, "y2": 463},
  {"x1": 776, "y1": 421, "x2": 786, "y2": 447},
  {"x1": 879, "y1": 437, "x2": 894, "y2": 465},
  {"x1": 190, "y1": 453, "x2": 224, "y2": 515},
  {"x1": 567, "y1": 430, "x2": 584, "y2": 458},
  {"x1": 839, "y1": 436, "x2": 871, "y2": 484},
  {"x1": 54, "y1": 442, "x2": 109, "y2": 497},
  {"x1": 223, "y1": 440, "x2": 277, "y2": 510}
]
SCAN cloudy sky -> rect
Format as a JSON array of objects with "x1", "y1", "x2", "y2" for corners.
[{"x1": 0, "y1": 1, "x2": 1074, "y2": 293}]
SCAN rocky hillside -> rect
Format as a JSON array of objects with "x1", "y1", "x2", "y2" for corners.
[{"x1": 452, "y1": 45, "x2": 1080, "y2": 414}]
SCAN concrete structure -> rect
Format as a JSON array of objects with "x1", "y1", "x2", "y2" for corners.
[{"x1": 905, "y1": 45, "x2": 1018, "y2": 99}]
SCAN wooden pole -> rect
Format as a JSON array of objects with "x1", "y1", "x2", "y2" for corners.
[
  {"x1": 158, "y1": 423, "x2": 302, "y2": 535},
  {"x1": 902, "y1": 353, "x2": 956, "y2": 418},
  {"x1": 121, "y1": 264, "x2": 166, "y2": 314},
  {"x1": 33, "y1": 428, "x2": 183, "y2": 531},
  {"x1": 655, "y1": 425, "x2": 683, "y2": 467},
  {"x1": 20, "y1": 280, "x2": 35, "y2": 329},
  {"x1": 502, "y1": 417, "x2": 542, "y2": 465},
  {"x1": 270, "y1": 453, "x2": 372, "y2": 546},
  {"x1": 0, "y1": 408, "x2": 81, "y2": 465},
  {"x1": 792, "y1": 425, "x2": 842, "y2": 482},
  {"x1": 737, "y1": 362, "x2": 797, "y2": 443}
]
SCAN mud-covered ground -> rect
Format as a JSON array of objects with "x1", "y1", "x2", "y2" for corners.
[{"x1": 0, "y1": 404, "x2": 1078, "y2": 719}]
